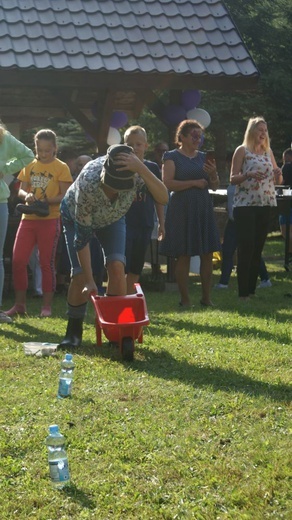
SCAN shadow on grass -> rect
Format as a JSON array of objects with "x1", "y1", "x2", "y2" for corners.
[
  {"x1": 62, "y1": 482, "x2": 96, "y2": 510},
  {"x1": 2, "y1": 284, "x2": 290, "y2": 405},
  {"x1": 0, "y1": 320, "x2": 95, "y2": 348},
  {"x1": 130, "y1": 346, "x2": 291, "y2": 404},
  {"x1": 69, "y1": 337, "x2": 291, "y2": 404},
  {"x1": 148, "y1": 315, "x2": 291, "y2": 345}
]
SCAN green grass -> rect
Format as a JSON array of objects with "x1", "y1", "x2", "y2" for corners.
[{"x1": 0, "y1": 236, "x2": 291, "y2": 519}]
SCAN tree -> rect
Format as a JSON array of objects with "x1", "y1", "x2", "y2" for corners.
[
  {"x1": 22, "y1": 118, "x2": 97, "y2": 156},
  {"x1": 206, "y1": 0, "x2": 292, "y2": 161},
  {"x1": 139, "y1": 0, "x2": 291, "y2": 180}
]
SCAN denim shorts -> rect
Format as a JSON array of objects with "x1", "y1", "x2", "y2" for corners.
[{"x1": 63, "y1": 216, "x2": 126, "y2": 277}]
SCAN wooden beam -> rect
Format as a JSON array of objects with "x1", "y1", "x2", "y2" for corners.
[
  {"x1": 50, "y1": 88, "x2": 99, "y2": 143},
  {"x1": 0, "y1": 70, "x2": 260, "y2": 91},
  {"x1": 95, "y1": 90, "x2": 117, "y2": 154}
]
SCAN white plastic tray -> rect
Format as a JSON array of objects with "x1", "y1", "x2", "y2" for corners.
[{"x1": 23, "y1": 342, "x2": 58, "y2": 357}]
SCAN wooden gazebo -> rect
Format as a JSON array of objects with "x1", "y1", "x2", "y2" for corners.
[{"x1": 0, "y1": 0, "x2": 259, "y2": 153}]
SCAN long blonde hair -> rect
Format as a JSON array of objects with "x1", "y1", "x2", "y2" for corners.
[{"x1": 242, "y1": 116, "x2": 270, "y2": 152}]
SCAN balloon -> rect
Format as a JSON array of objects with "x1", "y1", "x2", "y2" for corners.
[
  {"x1": 110, "y1": 111, "x2": 128, "y2": 129},
  {"x1": 163, "y1": 105, "x2": 187, "y2": 126},
  {"x1": 107, "y1": 126, "x2": 121, "y2": 145},
  {"x1": 186, "y1": 108, "x2": 211, "y2": 128},
  {"x1": 181, "y1": 89, "x2": 201, "y2": 111}
]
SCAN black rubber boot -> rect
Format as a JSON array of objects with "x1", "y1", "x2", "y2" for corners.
[{"x1": 58, "y1": 317, "x2": 83, "y2": 349}]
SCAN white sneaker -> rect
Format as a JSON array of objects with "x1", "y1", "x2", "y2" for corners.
[
  {"x1": 215, "y1": 283, "x2": 228, "y2": 289},
  {"x1": 0, "y1": 311, "x2": 13, "y2": 323},
  {"x1": 258, "y1": 279, "x2": 272, "y2": 288}
]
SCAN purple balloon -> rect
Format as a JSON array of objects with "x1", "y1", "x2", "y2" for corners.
[
  {"x1": 163, "y1": 105, "x2": 187, "y2": 126},
  {"x1": 181, "y1": 90, "x2": 201, "y2": 111},
  {"x1": 110, "y1": 111, "x2": 128, "y2": 129}
]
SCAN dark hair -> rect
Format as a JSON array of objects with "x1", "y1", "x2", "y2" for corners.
[
  {"x1": 174, "y1": 119, "x2": 203, "y2": 146},
  {"x1": 34, "y1": 129, "x2": 57, "y2": 146},
  {"x1": 283, "y1": 148, "x2": 292, "y2": 160}
]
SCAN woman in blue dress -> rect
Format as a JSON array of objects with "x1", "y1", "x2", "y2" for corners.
[{"x1": 160, "y1": 119, "x2": 220, "y2": 308}]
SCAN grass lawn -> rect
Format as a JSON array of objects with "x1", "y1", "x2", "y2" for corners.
[{"x1": 0, "y1": 235, "x2": 291, "y2": 519}]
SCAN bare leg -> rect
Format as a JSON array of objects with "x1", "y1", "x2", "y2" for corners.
[
  {"x1": 67, "y1": 273, "x2": 89, "y2": 306},
  {"x1": 200, "y1": 252, "x2": 213, "y2": 306},
  {"x1": 126, "y1": 272, "x2": 140, "y2": 294},
  {"x1": 107, "y1": 260, "x2": 127, "y2": 296},
  {"x1": 42, "y1": 291, "x2": 54, "y2": 307},
  {"x1": 5, "y1": 290, "x2": 27, "y2": 316},
  {"x1": 14, "y1": 290, "x2": 27, "y2": 306},
  {"x1": 175, "y1": 255, "x2": 191, "y2": 306}
]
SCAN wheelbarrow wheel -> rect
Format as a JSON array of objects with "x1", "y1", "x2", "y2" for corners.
[{"x1": 122, "y1": 337, "x2": 134, "y2": 361}]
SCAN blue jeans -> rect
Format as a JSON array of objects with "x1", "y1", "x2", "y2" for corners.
[
  {"x1": 63, "y1": 217, "x2": 126, "y2": 277},
  {"x1": 219, "y1": 218, "x2": 269, "y2": 286},
  {"x1": 0, "y1": 203, "x2": 8, "y2": 306}
]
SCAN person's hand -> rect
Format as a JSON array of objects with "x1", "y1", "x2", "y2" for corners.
[
  {"x1": 195, "y1": 179, "x2": 209, "y2": 189},
  {"x1": 114, "y1": 152, "x2": 140, "y2": 173},
  {"x1": 24, "y1": 193, "x2": 36, "y2": 205},
  {"x1": 203, "y1": 159, "x2": 217, "y2": 177},
  {"x1": 82, "y1": 280, "x2": 98, "y2": 298},
  {"x1": 273, "y1": 166, "x2": 282, "y2": 181},
  {"x1": 244, "y1": 169, "x2": 268, "y2": 181},
  {"x1": 157, "y1": 223, "x2": 165, "y2": 241}
]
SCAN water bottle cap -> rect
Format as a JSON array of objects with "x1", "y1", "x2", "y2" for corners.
[
  {"x1": 49, "y1": 424, "x2": 59, "y2": 434},
  {"x1": 65, "y1": 354, "x2": 73, "y2": 361}
]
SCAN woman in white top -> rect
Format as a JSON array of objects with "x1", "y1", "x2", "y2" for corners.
[{"x1": 230, "y1": 116, "x2": 282, "y2": 299}]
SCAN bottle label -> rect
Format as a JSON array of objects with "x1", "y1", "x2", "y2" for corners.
[
  {"x1": 58, "y1": 378, "x2": 72, "y2": 397},
  {"x1": 49, "y1": 459, "x2": 70, "y2": 483}
]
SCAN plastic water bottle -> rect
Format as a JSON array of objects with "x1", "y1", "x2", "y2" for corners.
[
  {"x1": 58, "y1": 353, "x2": 75, "y2": 399},
  {"x1": 46, "y1": 424, "x2": 70, "y2": 488}
]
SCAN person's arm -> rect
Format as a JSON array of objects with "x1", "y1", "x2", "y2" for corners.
[
  {"x1": 269, "y1": 149, "x2": 283, "y2": 185},
  {"x1": 230, "y1": 146, "x2": 248, "y2": 185},
  {"x1": 18, "y1": 180, "x2": 71, "y2": 206},
  {"x1": 1, "y1": 133, "x2": 34, "y2": 175},
  {"x1": 45, "y1": 181, "x2": 72, "y2": 205},
  {"x1": 203, "y1": 159, "x2": 220, "y2": 190},
  {"x1": 131, "y1": 154, "x2": 168, "y2": 204},
  {"x1": 110, "y1": 151, "x2": 169, "y2": 204},
  {"x1": 76, "y1": 243, "x2": 98, "y2": 296},
  {"x1": 154, "y1": 202, "x2": 165, "y2": 240},
  {"x1": 18, "y1": 181, "x2": 35, "y2": 204},
  {"x1": 163, "y1": 159, "x2": 208, "y2": 192}
]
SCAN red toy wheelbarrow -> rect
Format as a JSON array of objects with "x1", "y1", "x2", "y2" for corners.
[{"x1": 90, "y1": 283, "x2": 150, "y2": 361}]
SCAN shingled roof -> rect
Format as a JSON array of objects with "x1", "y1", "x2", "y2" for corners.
[
  {"x1": 0, "y1": 0, "x2": 258, "y2": 83},
  {"x1": 0, "y1": 0, "x2": 259, "y2": 150}
]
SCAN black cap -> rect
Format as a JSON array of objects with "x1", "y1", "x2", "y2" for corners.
[{"x1": 101, "y1": 144, "x2": 135, "y2": 191}]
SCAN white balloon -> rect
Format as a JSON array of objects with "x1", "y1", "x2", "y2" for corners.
[
  {"x1": 107, "y1": 126, "x2": 121, "y2": 145},
  {"x1": 186, "y1": 108, "x2": 211, "y2": 128}
]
